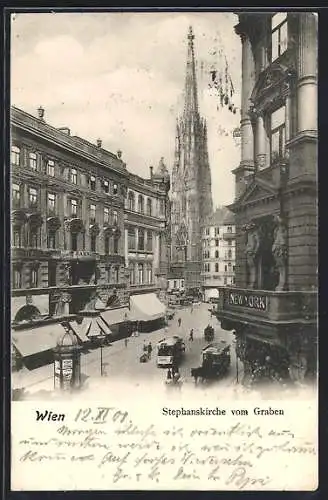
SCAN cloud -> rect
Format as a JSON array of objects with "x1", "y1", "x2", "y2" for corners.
[{"x1": 11, "y1": 12, "x2": 241, "y2": 206}]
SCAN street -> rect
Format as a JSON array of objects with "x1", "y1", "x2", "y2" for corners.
[{"x1": 12, "y1": 303, "x2": 242, "y2": 396}]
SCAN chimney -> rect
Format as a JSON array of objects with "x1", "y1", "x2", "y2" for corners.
[
  {"x1": 58, "y1": 127, "x2": 70, "y2": 135},
  {"x1": 149, "y1": 166, "x2": 153, "y2": 179},
  {"x1": 37, "y1": 106, "x2": 45, "y2": 120},
  {"x1": 117, "y1": 150, "x2": 122, "y2": 159},
  {"x1": 96, "y1": 139, "x2": 102, "y2": 148}
]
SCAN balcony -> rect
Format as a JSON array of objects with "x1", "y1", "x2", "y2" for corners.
[
  {"x1": 215, "y1": 287, "x2": 317, "y2": 327},
  {"x1": 61, "y1": 250, "x2": 100, "y2": 262},
  {"x1": 11, "y1": 247, "x2": 61, "y2": 259},
  {"x1": 222, "y1": 231, "x2": 235, "y2": 240},
  {"x1": 129, "y1": 283, "x2": 160, "y2": 294}
]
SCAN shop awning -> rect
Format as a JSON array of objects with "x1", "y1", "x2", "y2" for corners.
[
  {"x1": 69, "y1": 316, "x2": 112, "y2": 342},
  {"x1": 208, "y1": 288, "x2": 219, "y2": 299},
  {"x1": 12, "y1": 323, "x2": 70, "y2": 358},
  {"x1": 101, "y1": 307, "x2": 130, "y2": 327},
  {"x1": 129, "y1": 294, "x2": 166, "y2": 321}
]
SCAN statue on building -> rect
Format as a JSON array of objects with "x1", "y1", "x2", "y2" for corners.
[
  {"x1": 244, "y1": 222, "x2": 261, "y2": 289},
  {"x1": 63, "y1": 263, "x2": 71, "y2": 285},
  {"x1": 272, "y1": 215, "x2": 288, "y2": 291}
]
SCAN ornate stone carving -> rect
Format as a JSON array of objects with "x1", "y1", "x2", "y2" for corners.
[
  {"x1": 61, "y1": 292, "x2": 72, "y2": 303},
  {"x1": 63, "y1": 263, "x2": 72, "y2": 285},
  {"x1": 256, "y1": 153, "x2": 267, "y2": 170},
  {"x1": 272, "y1": 215, "x2": 288, "y2": 291},
  {"x1": 243, "y1": 222, "x2": 261, "y2": 289}
]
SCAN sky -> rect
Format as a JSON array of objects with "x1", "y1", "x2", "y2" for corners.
[{"x1": 11, "y1": 11, "x2": 242, "y2": 206}]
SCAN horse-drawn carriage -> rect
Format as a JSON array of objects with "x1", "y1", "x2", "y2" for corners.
[
  {"x1": 191, "y1": 341, "x2": 231, "y2": 383},
  {"x1": 204, "y1": 325, "x2": 215, "y2": 342}
]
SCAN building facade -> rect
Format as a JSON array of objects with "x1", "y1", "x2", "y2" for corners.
[
  {"x1": 201, "y1": 207, "x2": 236, "y2": 302},
  {"x1": 11, "y1": 105, "x2": 170, "y2": 325},
  {"x1": 215, "y1": 12, "x2": 318, "y2": 383},
  {"x1": 170, "y1": 26, "x2": 213, "y2": 292}
]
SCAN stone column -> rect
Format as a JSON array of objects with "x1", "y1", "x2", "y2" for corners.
[
  {"x1": 297, "y1": 13, "x2": 317, "y2": 133},
  {"x1": 256, "y1": 115, "x2": 267, "y2": 170},
  {"x1": 240, "y1": 33, "x2": 256, "y2": 166},
  {"x1": 124, "y1": 228, "x2": 129, "y2": 266}
]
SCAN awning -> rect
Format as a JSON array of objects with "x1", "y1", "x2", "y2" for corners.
[
  {"x1": 208, "y1": 288, "x2": 219, "y2": 299},
  {"x1": 12, "y1": 323, "x2": 70, "y2": 358},
  {"x1": 101, "y1": 307, "x2": 130, "y2": 326},
  {"x1": 129, "y1": 294, "x2": 166, "y2": 321},
  {"x1": 69, "y1": 316, "x2": 112, "y2": 342}
]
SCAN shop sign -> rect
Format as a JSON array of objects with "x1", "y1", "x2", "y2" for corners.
[{"x1": 228, "y1": 292, "x2": 267, "y2": 311}]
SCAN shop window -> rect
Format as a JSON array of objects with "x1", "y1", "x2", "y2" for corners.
[{"x1": 271, "y1": 13, "x2": 288, "y2": 62}]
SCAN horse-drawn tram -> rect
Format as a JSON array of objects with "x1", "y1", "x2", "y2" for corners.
[
  {"x1": 204, "y1": 324, "x2": 215, "y2": 342},
  {"x1": 191, "y1": 341, "x2": 231, "y2": 383}
]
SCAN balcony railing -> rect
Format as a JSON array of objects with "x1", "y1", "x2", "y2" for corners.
[
  {"x1": 216, "y1": 286, "x2": 317, "y2": 324},
  {"x1": 61, "y1": 250, "x2": 100, "y2": 261}
]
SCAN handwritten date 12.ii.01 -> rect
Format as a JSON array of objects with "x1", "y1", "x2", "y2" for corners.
[{"x1": 74, "y1": 407, "x2": 128, "y2": 425}]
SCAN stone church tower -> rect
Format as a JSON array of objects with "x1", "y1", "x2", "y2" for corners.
[{"x1": 170, "y1": 26, "x2": 213, "y2": 291}]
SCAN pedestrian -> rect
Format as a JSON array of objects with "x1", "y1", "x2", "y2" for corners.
[
  {"x1": 167, "y1": 368, "x2": 172, "y2": 380},
  {"x1": 191, "y1": 304, "x2": 193, "y2": 314},
  {"x1": 189, "y1": 329, "x2": 194, "y2": 342},
  {"x1": 143, "y1": 341, "x2": 147, "y2": 352},
  {"x1": 147, "y1": 342, "x2": 153, "y2": 359},
  {"x1": 124, "y1": 338, "x2": 128, "y2": 348},
  {"x1": 178, "y1": 317, "x2": 182, "y2": 327}
]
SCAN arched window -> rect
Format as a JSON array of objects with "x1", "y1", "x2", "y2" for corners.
[
  {"x1": 138, "y1": 263, "x2": 144, "y2": 284},
  {"x1": 128, "y1": 191, "x2": 135, "y2": 211},
  {"x1": 113, "y1": 210, "x2": 118, "y2": 225},
  {"x1": 147, "y1": 198, "x2": 152, "y2": 216},
  {"x1": 29, "y1": 152, "x2": 37, "y2": 170},
  {"x1": 128, "y1": 227, "x2": 136, "y2": 250},
  {"x1": 129, "y1": 263, "x2": 135, "y2": 285},
  {"x1": 215, "y1": 250, "x2": 219, "y2": 258},
  {"x1": 113, "y1": 235, "x2": 119, "y2": 254},
  {"x1": 147, "y1": 265, "x2": 153, "y2": 284},
  {"x1": 138, "y1": 195, "x2": 144, "y2": 213},
  {"x1": 147, "y1": 231, "x2": 153, "y2": 252},
  {"x1": 215, "y1": 263, "x2": 219, "y2": 273},
  {"x1": 138, "y1": 229, "x2": 145, "y2": 251}
]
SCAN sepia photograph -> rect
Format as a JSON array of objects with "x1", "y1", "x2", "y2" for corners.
[{"x1": 9, "y1": 10, "x2": 318, "y2": 491}]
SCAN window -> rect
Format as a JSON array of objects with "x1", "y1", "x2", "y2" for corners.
[
  {"x1": 90, "y1": 175, "x2": 96, "y2": 191},
  {"x1": 104, "y1": 235, "x2": 110, "y2": 255},
  {"x1": 233, "y1": 265, "x2": 236, "y2": 272},
  {"x1": 12, "y1": 183, "x2": 20, "y2": 207},
  {"x1": 271, "y1": 13, "x2": 288, "y2": 62},
  {"x1": 47, "y1": 193, "x2": 56, "y2": 214},
  {"x1": 128, "y1": 227, "x2": 136, "y2": 250},
  {"x1": 113, "y1": 236, "x2": 119, "y2": 254},
  {"x1": 228, "y1": 240, "x2": 232, "y2": 246},
  {"x1": 47, "y1": 230, "x2": 56, "y2": 249},
  {"x1": 113, "y1": 183, "x2": 118, "y2": 195},
  {"x1": 215, "y1": 239, "x2": 219, "y2": 246},
  {"x1": 71, "y1": 168, "x2": 77, "y2": 184},
  {"x1": 138, "y1": 229, "x2": 144, "y2": 251},
  {"x1": 103, "y1": 180, "x2": 109, "y2": 194},
  {"x1": 227, "y1": 226, "x2": 232, "y2": 233},
  {"x1": 29, "y1": 230, "x2": 39, "y2": 248},
  {"x1": 228, "y1": 250, "x2": 232, "y2": 259},
  {"x1": 71, "y1": 233, "x2": 77, "y2": 251},
  {"x1": 90, "y1": 234, "x2": 96, "y2": 252},
  {"x1": 215, "y1": 263, "x2": 219, "y2": 273},
  {"x1": 113, "y1": 210, "x2": 118, "y2": 225},
  {"x1": 181, "y1": 280, "x2": 184, "y2": 288},
  {"x1": 13, "y1": 229, "x2": 21, "y2": 247},
  {"x1": 138, "y1": 264, "x2": 144, "y2": 284},
  {"x1": 29, "y1": 152, "x2": 37, "y2": 170},
  {"x1": 138, "y1": 195, "x2": 144, "y2": 213},
  {"x1": 224, "y1": 277, "x2": 227, "y2": 285},
  {"x1": 70, "y1": 198, "x2": 77, "y2": 216},
  {"x1": 28, "y1": 187, "x2": 38, "y2": 208},
  {"x1": 159, "y1": 199, "x2": 165, "y2": 216},
  {"x1": 129, "y1": 264, "x2": 135, "y2": 285},
  {"x1": 147, "y1": 265, "x2": 153, "y2": 284},
  {"x1": 147, "y1": 231, "x2": 153, "y2": 252},
  {"x1": 225, "y1": 265, "x2": 227, "y2": 272},
  {"x1": 270, "y1": 106, "x2": 286, "y2": 161},
  {"x1": 128, "y1": 191, "x2": 135, "y2": 211},
  {"x1": 47, "y1": 159, "x2": 55, "y2": 177},
  {"x1": 147, "y1": 198, "x2": 152, "y2": 216},
  {"x1": 113, "y1": 266, "x2": 119, "y2": 283},
  {"x1": 31, "y1": 268, "x2": 38, "y2": 288},
  {"x1": 104, "y1": 208, "x2": 109, "y2": 224},
  {"x1": 174, "y1": 280, "x2": 177, "y2": 288},
  {"x1": 90, "y1": 204, "x2": 96, "y2": 223},
  {"x1": 215, "y1": 250, "x2": 219, "y2": 258},
  {"x1": 11, "y1": 146, "x2": 20, "y2": 166},
  {"x1": 205, "y1": 228, "x2": 210, "y2": 236},
  {"x1": 13, "y1": 269, "x2": 22, "y2": 289}
]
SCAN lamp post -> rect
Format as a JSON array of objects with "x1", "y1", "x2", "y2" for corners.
[{"x1": 96, "y1": 333, "x2": 106, "y2": 377}]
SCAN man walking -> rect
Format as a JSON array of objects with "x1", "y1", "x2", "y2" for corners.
[
  {"x1": 178, "y1": 317, "x2": 182, "y2": 327},
  {"x1": 189, "y1": 329, "x2": 194, "y2": 342}
]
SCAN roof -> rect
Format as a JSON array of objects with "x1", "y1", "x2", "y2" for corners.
[
  {"x1": 157, "y1": 336, "x2": 183, "y2": 346},
  {"x1": 203, "y1": 206, "x2": 235, "y2": 227},
  {"x1": 202, "y1": 341, "x2": 230, "y2": 354}
]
